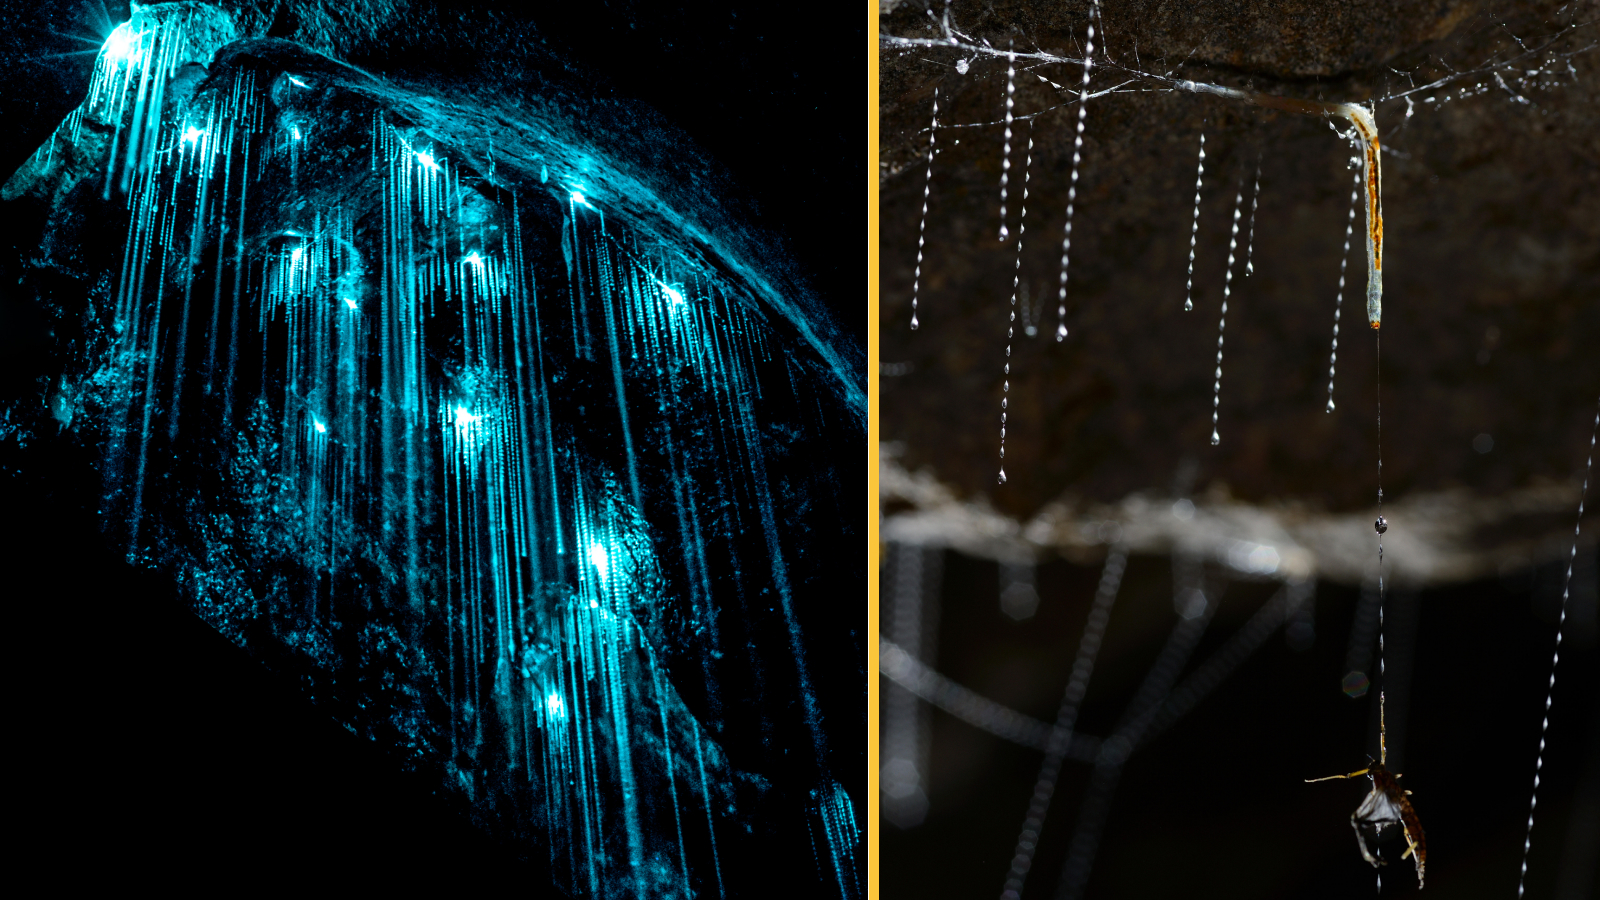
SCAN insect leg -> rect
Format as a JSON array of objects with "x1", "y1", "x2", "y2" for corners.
[
  {"x1": 1401, "y1": 822, "x2": 1425, "y2": 888},
  {"x1": 1351, "y1": 814, "x2": 1383, "y2": 867},
  {"x1": 1306, "y1": 768, "x2": 1369, "y2": 782}
]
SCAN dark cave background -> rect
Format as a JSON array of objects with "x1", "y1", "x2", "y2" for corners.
[
  {"x1": 877, "y1": 1, "x2": 1599, "y2": 898},
  {"x1": 0, "y1": 0, "x2": 859, "y2": 886},
  {"x1": 880, "y1": 547, "x2": 1600, "y2": 899}
]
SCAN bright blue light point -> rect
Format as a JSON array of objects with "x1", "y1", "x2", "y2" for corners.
[
  {"x1": 661, "y1": 284, "x2": 685, "y2": 304},
  {"x1": 454, "y1": 407, "x2": 479, "y2": 427},
  {"x1": 343, "y1": 297, "x2": 358, "y2": 310},
  {"x1": 588, "y1": 543, "x2": 609, "y2": 577},
  {"x1": 546, "y1": 693, "x2": 564, "y2": 717},
  {"x1": 288, "y1": 76, "x2": 309, "y2": 88},
  {"x1": 464, "y1": 252, "x2": 484, "y2": 267},
  {"x1": 570, "y1": 190, "x2": 587, "y2": 206},
  {"x1": 103, "y1": 25, "x2": 142, "y2": 64},
  {"x1": 181, "y1": 126, "x2": 204, "y2": 146},
  {"x1": 415, "y1": 151, "x2": 440, "y2": 171},
  {"x1": 313, "y1": 420, "x2": 326, "y2": 434}
]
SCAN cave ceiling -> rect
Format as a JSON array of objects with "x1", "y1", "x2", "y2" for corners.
[{"x1": 879, "y1": 0, "x2": 1600, "y2": 584}]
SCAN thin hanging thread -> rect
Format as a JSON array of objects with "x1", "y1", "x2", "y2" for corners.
[
  {"x1": 911, "y1": 86, "x2": 940, "y2": 330},
  {"x1": 999, "y1": 122, "x2": 1033, "y2": 485},
  {"x1": 998, "y1": 42, "x2": 1016, "y2": 242},
  {"x1": 1375, "y1": 328, "x2": 1386, "y2": 898},
  {"x1": 1243, "y1": 155, "x2": 1261, "y2": 277},
  {"x1": 1054, "y1": 5, "x2": 1098, "y2": 342},
  {"x1": 1326, "y1": 166, "x2": 1361, "y2": 412},
  {"x1": 998, "y1": 544, "x2": 1126, "y2": 900},
  {"x1": 1209, "y1": 176, "x2": 1245, "y2": 446},
  {"x1": 1183, "y1": 131, "x2": 1206, "y2": 312},
  {"x1": 1515, "y1": 396, "x2": 1599, "y2": 899},
  {"x1": 1376, "y1": 330, "x2": 1385, "y2": 684}
]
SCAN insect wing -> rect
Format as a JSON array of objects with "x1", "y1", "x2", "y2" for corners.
[{"x1": 1353, "y1": 785, "x2": 1404, "y2": 826}]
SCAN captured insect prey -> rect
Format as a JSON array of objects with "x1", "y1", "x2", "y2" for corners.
[{"x1": 1306, "y1": 692, "x2": 1427, "y2": 889}]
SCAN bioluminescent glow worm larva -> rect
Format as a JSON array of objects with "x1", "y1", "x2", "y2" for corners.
[{"x1": 1307, "y1": 692, "x2": 1427, "y2": 889}]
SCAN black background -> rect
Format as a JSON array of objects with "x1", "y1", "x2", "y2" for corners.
[{"x1": 882, "y1": 546, "x2": 1600, "y2": 899}]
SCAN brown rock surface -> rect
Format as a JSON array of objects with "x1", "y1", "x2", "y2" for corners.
[{"x1": 879, "y1": 0, "x2": 1600, "y2": 573}]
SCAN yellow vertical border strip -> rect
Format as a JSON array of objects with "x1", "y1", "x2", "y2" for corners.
[{"x1": 867, "y1": 0, "x2": 881, "y2": 898}]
